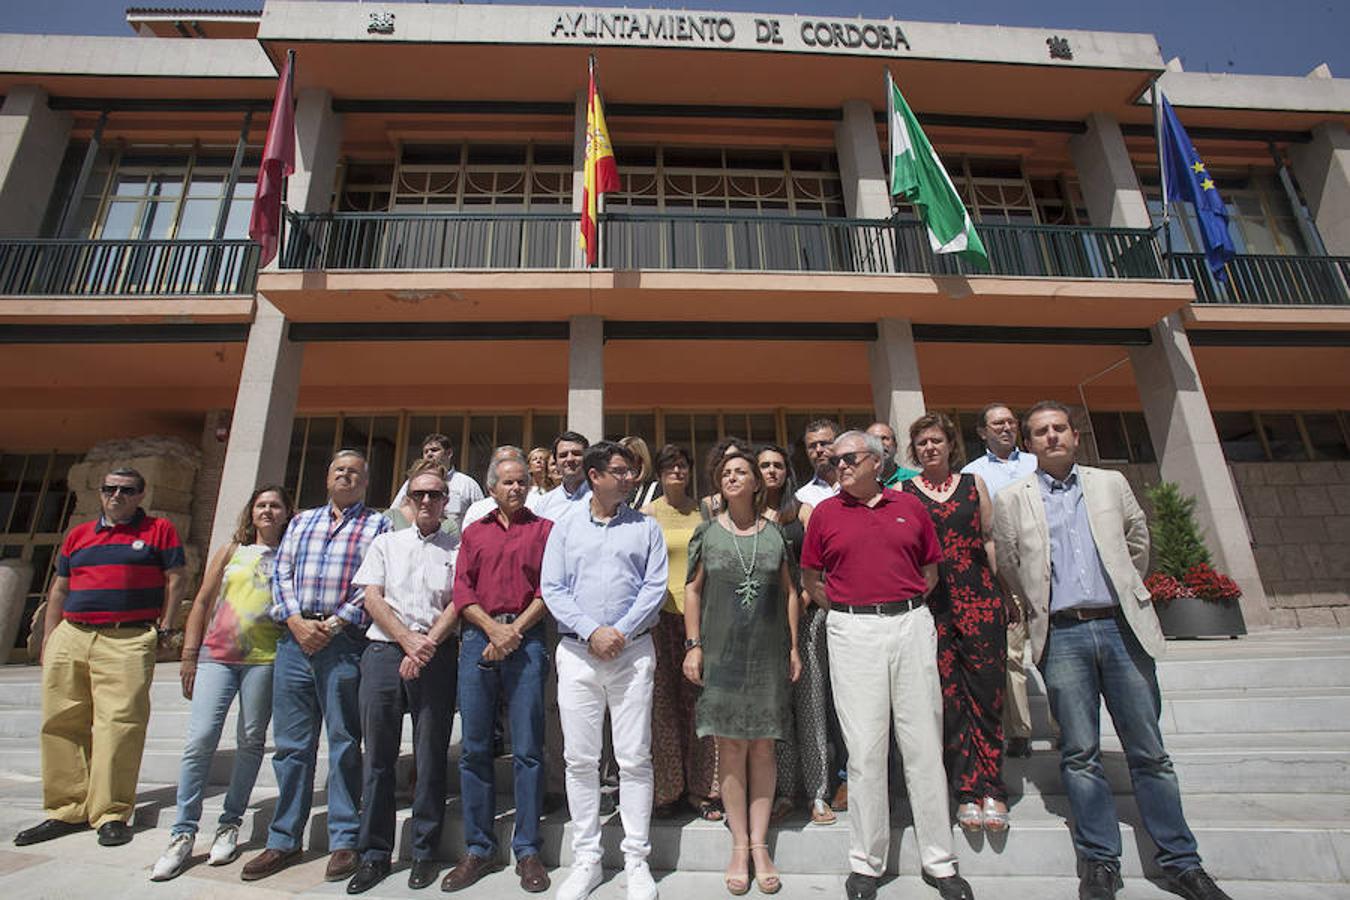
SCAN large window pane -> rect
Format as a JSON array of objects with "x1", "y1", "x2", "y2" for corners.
[
  {"x1": 1304, "y1": 413, "x2": 1349, "y2": 461},
  {"x1": 1213, "y1": 412, "x2": 1265, "y2": 461},
  {"x1": 1259, "y1": 413, "x2": 1307, "y2": 461}
]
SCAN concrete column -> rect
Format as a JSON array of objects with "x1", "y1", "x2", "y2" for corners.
[
  {"x1": 288, "y1": 88, "x2": 342, "y2": 215},
  {"x1": 834, "y1": 99, "x2": 892, "y2": 220},
  {"x1": 1130, "y1": 313, "x2": 1271, "y2": 628},
  {"x1": 207, "y1": 295, "x2": 304, "y2": 554},
  {"x1": 1289, "y1": 122, "x2": 1350, "y2": 254},
  {"x1": 869, "y1": 318, "x2": 926, "y2": 441},
  {"x1": 1070, "y1": 112, "x2": 1152, "y2": 230},
  {"x1": 0, "y1": 86, "x2": 73, "y2": 238},
  {"x1": 0, "y1": 560, "x2": 34, "y2": 666},
  {"x1": 567, "y1": 315, "x2": 604, "y2": 443}
]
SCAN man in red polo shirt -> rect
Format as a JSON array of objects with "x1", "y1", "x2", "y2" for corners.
[
  {"x1": 15, "y1": 466, "x2": 185, "y2": 849},
  {"x1": 801, "y1": 432, "x2": 973, "y2": 900}
]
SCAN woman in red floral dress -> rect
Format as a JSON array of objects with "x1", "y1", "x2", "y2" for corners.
[{"x1": 901, "y1": 412, "x2": 1012, "y2": 833}]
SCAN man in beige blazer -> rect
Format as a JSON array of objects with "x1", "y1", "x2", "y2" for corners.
[{"x1": 992, "y1": 401, "x2": 1229, "y2": 900}]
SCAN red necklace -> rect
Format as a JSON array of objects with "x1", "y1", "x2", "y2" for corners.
[{"x1": 920, "y1": 471, "x2": 954, "y2": 492}]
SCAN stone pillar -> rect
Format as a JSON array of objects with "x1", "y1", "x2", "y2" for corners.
[
  {"x1": 834, "y1": 99, "x2": 892, "y2": 220},
  {"x1": 1289, "y1": 122, "x2": 1350, "y2": 254},
  {"x1": 1130, "y1": 313, "x2": 1271, "y2": 627},
  {"x1": 288, "y1": 88, "x2": 342, "y2": 216},
  {"x1": 1069, "y1": 112, "x2": 1153, "y2": 230},
  {"x1": 0, "y1": 86, "x2": 73, "y2": 238},
  {"x1": 567, "y1": 315, "x2": 604, "y2": 443},
  {"x1": 208, "y1": 295, "x2": 303, "y2": 554},
  {"x1": 869, "y1": 318, "x2": 926, "y2": 441},
  {"x1": 0, "y1": 560, "x2": 34, "y2": 666}
]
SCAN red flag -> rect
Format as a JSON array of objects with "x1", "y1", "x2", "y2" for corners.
[{"x1": 249, "y1": 50, "x2": 295, "y2": 267}]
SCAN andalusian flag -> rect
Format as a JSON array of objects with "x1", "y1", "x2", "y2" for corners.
[
  {"x1": 579, "y1": 55, "x2": 619, "y2": 266},
  {"x1": 887, "y1": 71, "x2": 988, "y2": 271}
]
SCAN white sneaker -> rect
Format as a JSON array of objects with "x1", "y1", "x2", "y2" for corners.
[
  {"x1": 150, "y1": 833, "x2": 194, "y2": 881},
  {"x1": 625, "y1": 860, "x2": 658, "y2": 900},
  {"x1": 207, "y1": 824, "x2": 240, "y2": 865},
  {"x1": 555, "y1": 859, "x2": 603, "y2": 900}
]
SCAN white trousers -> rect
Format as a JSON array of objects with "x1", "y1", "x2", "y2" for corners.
[
  {"x1": 555, "y1": 633, "x2": 656, "y2": 866},
  {"x1": 827, "y1": 606, "x2": 957, "y2": 878}
]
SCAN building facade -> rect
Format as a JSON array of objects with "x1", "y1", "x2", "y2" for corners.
[{"x1": 2, "y1": 1, "x2": 1349, "y2": 651}]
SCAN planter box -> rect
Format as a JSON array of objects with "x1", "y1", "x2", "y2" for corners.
[{"x1": 1155, "y1": 593, "x2": 1247, "y2": 639}]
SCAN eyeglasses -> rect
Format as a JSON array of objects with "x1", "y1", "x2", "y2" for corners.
[
  {"x1": 100, "y1": 485, "x2": 140, "y2": 497},
  {"x1": 605, "y1": 467, "x2": 636, "y2": 480},
  {"x1": 409, "y1": 490, "x2": 447, "y2": 502},
  {"x1": 828, "y1": 451, "x2": 873, "y2": 469}
]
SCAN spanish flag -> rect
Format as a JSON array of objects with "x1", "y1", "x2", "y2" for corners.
[{"x1": 579, "y1": 55, "x2": 619, "y2": 266}]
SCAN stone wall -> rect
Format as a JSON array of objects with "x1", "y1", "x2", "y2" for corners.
[{"x1": 1233, "y1": 461, "x2": 1350, "y2": 629}]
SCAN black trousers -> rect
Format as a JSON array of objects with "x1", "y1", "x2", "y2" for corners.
[{"x1": 357, "y1": 638, "x2": 458, "y2": 862}]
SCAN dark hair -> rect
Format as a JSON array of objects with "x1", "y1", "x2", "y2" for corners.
[
  {"x1": 654, "y1": 443, "x2": 693, "y2": 475},
  {"x1": 421, "y1": 433, "x2": 452, "y2": 452},
  {"x1": 703, "y1": 436, "x2": 747, "y2": 496},
  {"x1": 1021, "y1": 400, "x2": 1074, "y2": 440},
  {"x1": 977, "y1": 402, "x2": 1015, "y2": 431},
  {"x1": 552, "y1": 430, "x2": 590, "y2": 457},
  {"x1": 583, "y1": 440, "x2": 635, "y2": 487},
  {"x1": 232, "y1": 484, "x2": 295, "y2": 545},
  {"x1": 103, "y1": 466, "x2": 145, "y2": 494},
  {"x1": 756, "y1": 443, "x2": 800, "y2": 518},
  {"x1": 803, "y1": 417, "x2": 841, "y2": 440},
  {"x1": 715, "y1": 450, "x2": 766, "y2": 515},
  {"x1": 907, "y1": 413, "x2": 961, "y2": 469}
]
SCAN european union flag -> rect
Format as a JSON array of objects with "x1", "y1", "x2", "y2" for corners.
[{"x1": 1159, "y1": 94, "x2": 1237, "y2": 280}]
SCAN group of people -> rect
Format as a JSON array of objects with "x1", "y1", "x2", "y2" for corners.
[{"x1": 13, "y1": 408, "x2": 1233, "y2": 900}]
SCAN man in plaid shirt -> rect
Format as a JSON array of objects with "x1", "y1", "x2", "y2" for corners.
[{"x1": 241, "y1": 449, "x2": 391, "y2": 883}]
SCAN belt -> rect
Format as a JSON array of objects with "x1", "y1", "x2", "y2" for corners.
[
  {"x1": 68, "y1": 619, "x2": 155, "y2": 630},
  {"x1": 830, "y1": 596, "x2": 924, "y2": 616},
  {"x1": 492, "y1": 613, "x2": 518, "y2": 625},
  {"x1": 1051, "y1": 606, "x2": 1119, "y2": 626},
  {"x1": 559, "y1": 627, "x2": 651, "y2": 643}
]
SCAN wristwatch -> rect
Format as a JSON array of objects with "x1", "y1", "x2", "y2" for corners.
[{"x1": 683, "y1": 638, "x2": 702, "y2": 650}]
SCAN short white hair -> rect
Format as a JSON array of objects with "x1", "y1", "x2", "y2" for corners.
[
  {"x1": 486, "y1": 447, "x2": 527, "y2": 489},
  {"x1": 834, "y1": 430, "x2": 885, "y2": 460}
]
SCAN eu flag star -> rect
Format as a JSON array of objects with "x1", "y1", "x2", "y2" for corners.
[
  {"x1": 1200, "y1": 178, "x2": 1215, "y2": 191},
  {"x1": 1191, "y1": 161, "x2": 1206, "y2": 174}
]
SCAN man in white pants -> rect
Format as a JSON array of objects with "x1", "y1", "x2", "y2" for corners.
[
  {"x1": 542, "y1": 440, "x2": 668, "y2": 900},
  {"x1": 801, "y1": 430, "x2": 974, "y2": 900}
]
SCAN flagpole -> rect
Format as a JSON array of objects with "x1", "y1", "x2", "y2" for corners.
[
  {"x1": 590, "y1": 54, "x2": 602, "y2": 268},
  {"x1": 1152, "y1": 83, "x2": 1173, "y2": 277}
]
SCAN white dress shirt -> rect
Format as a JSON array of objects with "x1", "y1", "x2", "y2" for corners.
[{"x1": 352, "y1": 524, "x2": 459, "y2": 642}]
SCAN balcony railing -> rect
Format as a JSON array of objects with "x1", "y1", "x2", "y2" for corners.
[
  {"x1": 0, "y1": 239, "x2": 259, "y2": 296},
  {"x1": 1170, "y1": 252, "x2": 1350, "y2": 305}
]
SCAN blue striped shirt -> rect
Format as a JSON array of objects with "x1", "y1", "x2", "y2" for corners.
[{"x1": 271, "y1": 501, "x2": 391, "y2": 626}]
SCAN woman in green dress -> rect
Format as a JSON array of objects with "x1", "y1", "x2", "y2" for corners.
[{"x1": 683, "y1": 450, "x2": 801, "y2": 895}]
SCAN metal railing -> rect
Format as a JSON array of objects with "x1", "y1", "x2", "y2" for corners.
[
  {"x1": 283, "y1": 211, "x2": 580, "y2": 270},
  {"x1": 1169, "y1": 252, "x2": 1350, "y2": 305},
  {"x1": 0, "y1": 239, "x2": 259, "y2": 296}
]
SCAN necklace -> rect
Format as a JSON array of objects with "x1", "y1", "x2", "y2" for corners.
[
  {"x1": 728, "y1": 517, "x2": 761, "y2": 609},
  {"x1": 920, "y1": 471, "x2": 954, "y2": 492}
]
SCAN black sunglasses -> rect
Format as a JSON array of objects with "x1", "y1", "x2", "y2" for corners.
[
  {"x1": 409, "y1": 490, "x2": 447, "y2": 502},
  {"x1": 100, "y1": 485, "x2": 141, "y2": 497},
  {"x1": 828, "y1": 451, "x2": 872, "y2": 469}
]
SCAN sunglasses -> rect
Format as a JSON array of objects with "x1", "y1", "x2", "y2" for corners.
[
  {"x1": 828, "y1": 451, "x2": 872, "y2": 469},
  {"x1": 409, "y1": 490, "x2": 447, "y2": 502},
  {"x1": 100, "y1": 485, "x2": 141, "y2": 497}
]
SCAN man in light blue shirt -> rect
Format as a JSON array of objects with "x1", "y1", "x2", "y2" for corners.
[
  {"x1": 960, "y1": 403, "x2": 1038, "y2": 757},
  {"x1": 542, "y1": 440, "x2": 668, "y2": 900},
  {"x1": 533, "y1": 431, "x2": 592, "y2": 523},
  {"x1": 1038, "y1": 467, "x2": 1118, "y2": 614}
]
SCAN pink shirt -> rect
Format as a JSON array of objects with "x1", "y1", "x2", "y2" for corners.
[{"x1": 800, "y1": 488, "x2": 941, "y2": 604}]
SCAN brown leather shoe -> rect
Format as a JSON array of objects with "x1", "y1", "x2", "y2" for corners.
[
  {"x1": 516, "y1": 854, "x2": 550, "y2": 893},
  {"x1": 241, "y1": 847, "x2": 301, "y2": 881},
  {"x1": 831, "y1": 782, "x2": 849, "y2": 812},
  {"x1": 441, "y1": 853, "x2": 497, "y2": 892},
  {"x1": 325, "y1": 849, "x2": 360, "y2": 882}
]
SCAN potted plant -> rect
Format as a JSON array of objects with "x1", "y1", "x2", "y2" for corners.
[{"x1": 1145, "y1": 481, "x2": 1247, "y2": 638}]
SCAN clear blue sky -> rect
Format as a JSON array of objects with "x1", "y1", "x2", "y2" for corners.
[{"x1": 7, "y1": 0, "x2": 1347, "y2": 78}]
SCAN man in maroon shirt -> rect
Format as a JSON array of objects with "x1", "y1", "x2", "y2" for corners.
[
  {"x1": 441, "y1": 456, "x2": 554, "y2": 894},
  {"x1": 801, "y1": 431, "x2": 973, "y2": 900}
]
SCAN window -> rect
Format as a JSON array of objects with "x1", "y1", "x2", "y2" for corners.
[
  {"x1": 0, "y1": 452, "x2": 79, "y2": 651},
  {"x1": 1088, "y1": 412, "x2": 1158, "y2": 464},
  {"x1": 1210, "y1": 410, "x2": 1348, "y2": 461},
  {"x1": 1140, "y1": 171, "x2": 1312, "y2": 257},
  {"x1": 338, "y1": 143, "x2": 573, "y2": 213}
]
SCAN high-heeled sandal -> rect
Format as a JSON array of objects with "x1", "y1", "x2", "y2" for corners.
[
  {"x1": 725, "y1": 845, "x2": 750, "y2": 896},
  {"x1": 982, "y1": 797, "x2": 1010, "y2": 833},
  {"x1": 957, "y1": 801, "x2": 983, "y2": 832},
  {"x1": 749, "y1": 843, "x2": 781, "y2": 895}
]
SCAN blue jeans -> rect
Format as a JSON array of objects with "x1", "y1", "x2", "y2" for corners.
[
  {"x1": 266, "y1": 629, "x2": 364, "y2": 852},
  {"x1": 458, "y1": 623, "x2": 548, "y2": 861},
  {"x1": 171, "y1": 662, "x2": 273, "y2": 836},
  {"x1": 1040, "y1": 615, "x2": 1201, "y2": 874}
]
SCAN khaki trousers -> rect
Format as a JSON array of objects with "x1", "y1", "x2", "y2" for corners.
[
  {"x1": 40, "y1": 620, "x2": 157, "y2": 827},
  {"x1": 1004, "y1": 593, "x2": 1033, "y2": 740}
]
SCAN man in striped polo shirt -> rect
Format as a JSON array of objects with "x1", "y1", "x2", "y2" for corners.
[{"x1": 15, "y1": 466, "x2": 186, "y2": 849}]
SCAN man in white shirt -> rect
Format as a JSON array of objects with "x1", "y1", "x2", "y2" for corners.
[
  {"x1": 391, "y1": 432, "x2": 484, "y2": 533},
  {"x1": 795, "y1": 418, "x2": 841, "y2": 522},
  {"x1": 960, "y1": 403, "x2": 1039, "y2": 758},
  {"x1": 347, "y1": 462, "x2": 461, "y2": 894}
]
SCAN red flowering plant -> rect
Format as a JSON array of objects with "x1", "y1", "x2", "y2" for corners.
[
  {"x1": 1182, "y1": 563, "x2": 1242, "y2": 602},
  {"x1": 1144, "y1": 572, "x2": 1187, "y2": 603},
  {"x1": 1143, "y1": 481, "x2": 1242, "y2": 605}
]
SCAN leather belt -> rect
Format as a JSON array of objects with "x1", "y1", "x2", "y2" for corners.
[
  {"x1": 1051, "y1": 606, "x2": 1119, "y2": 626},
  {"x1": 830, "y1": 596, "x2": 925, "y2": 616},
  {"x1": 559, "y1": 627, "x2": 651, "y2": 643}
]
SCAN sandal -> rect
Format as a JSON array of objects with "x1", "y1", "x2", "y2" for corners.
[
  {"x1": 749, "y1": 844, "x2": 781, "y2": 894},
  {"x1": 725, "y1": 845, "x2": 750, "y2": 896},
  {"x1": 982, "y1": 797, "x2": 1010, "y2": 833},
  {"x1": 694, "y1": 796, "x2": 725, "y2": 822},
  {"x1": 809, "y1": 798, "x2": 837, "y2": 826},
  {"x1": 956, "y1": 801, "x2": 983, "y2": 832},
  {"x1": 769, "y1": 796, "x2": 795, "y2": 824}
]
